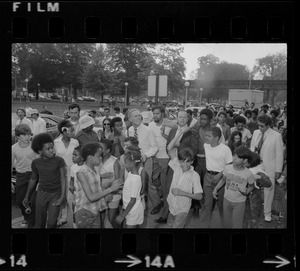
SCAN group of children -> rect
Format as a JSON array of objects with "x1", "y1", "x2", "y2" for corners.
[
  {"x1": 13, "y1": 117, "x2": 272, "y2": 229},
  {"x1": 13, "y1": 121, "x2": 146, "y2": 228}
]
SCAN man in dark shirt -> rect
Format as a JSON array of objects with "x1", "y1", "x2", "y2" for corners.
[
  {"x1": 247, "y1": 108, "x2": 259, "y2": 135},
  {"x1": 225, "y1": 109, "x2": 235, "y2": 128}
]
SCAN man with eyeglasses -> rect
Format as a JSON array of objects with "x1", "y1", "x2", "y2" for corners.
[{"x1": 250, "y1": 115, "x2": 284, "y2": 222}]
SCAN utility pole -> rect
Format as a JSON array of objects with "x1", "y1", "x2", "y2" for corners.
[{"x1": 155, "y1": 73, "x2": 159, "y2": 105}]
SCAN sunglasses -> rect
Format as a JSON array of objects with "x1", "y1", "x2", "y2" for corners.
[{"x1": 103, "y1": 123, "x2": 110, "y2": 126}]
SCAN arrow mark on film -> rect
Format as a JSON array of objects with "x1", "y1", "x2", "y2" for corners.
[
  {"x1": 263, "y1": 255, "x2": 290, "y2": 268},
  {"x1": 115, "y1": 255, "x2": 142, "y2": 268}
]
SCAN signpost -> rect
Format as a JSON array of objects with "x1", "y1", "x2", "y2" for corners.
[{"x1": 148, "y1": 75, "x2": 168, "y2": 105}]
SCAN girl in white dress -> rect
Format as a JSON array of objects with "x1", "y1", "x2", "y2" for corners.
[{"x1": 115, "y1": 145, "x2": 144, "y2": 228}]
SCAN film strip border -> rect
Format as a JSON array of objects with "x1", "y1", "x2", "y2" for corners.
[
  {"x1": 1, "y1": 1, "x2": 292, "y2": 41},
  {"x1": 0, "y1": 230, "x2": 296, "y2": 269}
]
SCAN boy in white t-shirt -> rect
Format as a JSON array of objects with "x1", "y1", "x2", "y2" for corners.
[
  {"x1": 12, "y1": 123, "x2": 39, "y2": 228},
  {"x1": 199, "y1": 126, "x2": 233, "y2": 228}
]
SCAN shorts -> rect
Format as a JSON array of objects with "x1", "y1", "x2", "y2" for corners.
[
  {"x1": 74, "y1": 208, "x2": 101, "y2": 228},
  {"x1": 107, "y1": 194, "x2": 121, "y2": 209},
  {"x1": 125, "y1": 203, "x2": 144, "y2": 226}
]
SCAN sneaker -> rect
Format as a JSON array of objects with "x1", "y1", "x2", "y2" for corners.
[
  {"x1": 21, "y1": 221, "x2": 28, "y2": 228},
  {"x1": 150, "y1": 201, "x2": 164, "y2": 215},
  {"x1": 57, "y1": 221, "x2": 68, "y2": 227},
  {"x1": 154, "y1": 217, "x2": 167, "y2": 224},
  {"x1": 264, "y1": 215, "x2": 272, "y2": 222}
]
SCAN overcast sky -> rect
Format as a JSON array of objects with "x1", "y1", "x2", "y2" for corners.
[{"x1": 182, "y1": 43, "x2": 287, "y2": 79}]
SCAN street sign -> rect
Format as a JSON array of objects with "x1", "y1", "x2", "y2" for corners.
[{"x1": 148, "y1": 75, "x2": 168, "y2": 97}]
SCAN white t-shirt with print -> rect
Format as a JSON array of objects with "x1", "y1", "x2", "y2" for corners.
[{"x1": 223, "y1": 164, "x2": 255, "y2": 203}]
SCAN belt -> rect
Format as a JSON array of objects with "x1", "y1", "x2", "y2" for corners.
[
  {"x1": 197, "y1": 154, "x2": 205, "y2": 158},
  {"x1": 206, "y1": 170, "x2": 220, "y2": 175}
]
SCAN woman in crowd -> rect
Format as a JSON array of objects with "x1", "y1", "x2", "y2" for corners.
[{"x1": 227, "y1": 130, "x2": 243, "y2": 154}]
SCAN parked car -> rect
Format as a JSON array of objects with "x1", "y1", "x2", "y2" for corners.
[
  {"x1": 50, "y1": 94, "x2": 61, "y2": 100},
  {"x1": 189, "y1": 100, "x2": 200, "y2": 106},
  {"x1": 101, "y1": 98, "x2": 111, "y2": 106},
  {"x1": 76, "y1": 96, "x2": 84, "y2": 101},
  {"x1": 82, "y1": 96, "x2": 96, "y2": 102},
  {"x1": 140, "y1": 98, "x2": 149, "y2": 106},
  {"x1": 12, "y1": 113, "x2": 63, "y2": 143},
  {"x1": 38, "y1": 94, "x2": 50, "y2": 100}
]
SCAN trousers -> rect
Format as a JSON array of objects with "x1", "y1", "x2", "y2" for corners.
[
  {"x1": 199, "y1": 172, "x2": 224, "y2": 228},
  {"x1": 35, "y1": 189, "x2": 61, "y2": 228},
  {"x1": 264, "y1": 177, "x2": 275, "y2": 217},
  {"x1": 223, "y1": 198, "x2": 246, "y2": 228}
]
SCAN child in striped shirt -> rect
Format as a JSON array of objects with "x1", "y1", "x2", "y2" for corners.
[{"x1": 167, "y1": 147, "x2": 203, "y2": 228}]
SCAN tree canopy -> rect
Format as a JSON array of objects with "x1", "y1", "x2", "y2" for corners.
[
  {"x1": 12, "y1": 43, "x2": 186, "y2": 101},
  {"x1": 253, "y1": 51, "x2": 287, "y2": 80}
]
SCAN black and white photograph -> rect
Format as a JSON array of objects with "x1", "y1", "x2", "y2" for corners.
[{"x1": 11, "y1": 43, "x2": 287, "y2": 229}]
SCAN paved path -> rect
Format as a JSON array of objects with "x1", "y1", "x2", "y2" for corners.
[
  {"x1": 12, "y1": 199, "x2": 286, "y2": 229},
  {"x1": 11, "y1": 204, "x2": 223, "y2": 229}
]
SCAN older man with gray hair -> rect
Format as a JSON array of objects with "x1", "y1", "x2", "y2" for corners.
[{"x1": 127, "y1": 108, "x2": 159, "y2": 211}]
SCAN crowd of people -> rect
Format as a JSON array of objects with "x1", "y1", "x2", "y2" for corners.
[{"x1": 12, "y1": 101, "x2": 287, "y2": 229}]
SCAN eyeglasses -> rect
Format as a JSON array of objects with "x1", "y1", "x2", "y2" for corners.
[{"x1": 103, "y1": 123, "x2": 110, "y2": 126}]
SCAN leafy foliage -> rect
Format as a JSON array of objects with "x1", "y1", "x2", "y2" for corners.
[
  {"x1": 193, "y1": 54, "x2": 250, "y2": 100},
  {"x1": 253, "y1": 51, "x2": 287, "y2": 80}
]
